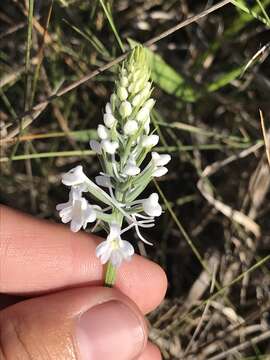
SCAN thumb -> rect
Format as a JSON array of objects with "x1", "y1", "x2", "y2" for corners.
[{"x1": 0, "y1": 287, "x2": 147, "y2": 360}]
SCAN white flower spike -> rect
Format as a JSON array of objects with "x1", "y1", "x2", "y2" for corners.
[{"x1": 57, "y1": 46, "x2": 170, "y2": 286}]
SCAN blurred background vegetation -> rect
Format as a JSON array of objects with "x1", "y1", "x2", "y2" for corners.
[{"x1": 0, "y1": 0, "x2": 270, "y2": 358}]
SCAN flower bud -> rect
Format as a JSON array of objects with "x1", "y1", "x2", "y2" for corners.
[
  {"x1": 120, "y1": 76, "x2": 129, "y2": 87},
  {"x1": 128, "y1": 82, "x2": 135, "y2": 94},
  {"x1": 131, "y1": 94, "x2": 142, "y2": 107},
  {"x1": 97, "y1": 124, "x2": 109, "y2": 140},
  {"x1": 117, "y1": 86, "x2": 128, "y2": 101},
  {"x1": 142, "y1": 134, "x2": 159, "y2": 147},
  {"x1": 110, "y1": 93, "x2": 118, "y2": 110},
  {"x1": 136, "y1": 106, "x2": 150, "y2": 122},
  {"x1": 103, "y1": 113, "x2": 117, "y2": 128},
  {"x1": 123, "y1": 120, "x2": 138, "y2": 135},
  {"x1": 144, "y1": 98, "x2": 155, "y2": 110},
  {"x1": 141, "y1": 82, "x2": 151, "y2": 95},
  {"x1": 119, "y1": 101, "x2": 132, "y2": 118},
  {"x1": 102, "y1": 140, "x2": 119, "y2": 154}
]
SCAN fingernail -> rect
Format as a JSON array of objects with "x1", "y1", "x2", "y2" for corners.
[{"x1": 76, "y1": 300, "x2": 146, "y2": 360}]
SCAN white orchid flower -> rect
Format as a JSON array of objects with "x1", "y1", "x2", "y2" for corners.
[
  {"x1": 61, "y1": 165, "x2": 89, "y2": 186},
  {"x1": 96, "y1": 223, "x2": 134, "y2": 267},
  {"x1": 56, "y1": 188, "x2": 96, "y2": 232},
  {"x1": 142, "y1": 193, "x2": 162, "y2": 217},
  {"x1": 123, "y1": 156, "x2": 140, "y2": 176}
]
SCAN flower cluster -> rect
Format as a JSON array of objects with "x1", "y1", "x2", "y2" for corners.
[{"x1": 57, "y1": 46, "x2": 170, "y2": 276}]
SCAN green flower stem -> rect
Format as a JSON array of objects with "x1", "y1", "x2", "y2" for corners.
[{"x1": 105, "y1": 261, "x2": 117, "y2": 287}]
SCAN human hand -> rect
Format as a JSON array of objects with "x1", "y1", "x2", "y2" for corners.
[{"x1": 0, "y1": 205, "x2": 167, "y2": 359}]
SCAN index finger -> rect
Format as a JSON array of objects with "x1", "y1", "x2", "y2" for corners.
[{"x1": 0, "y1": 205, "x2": 167, "y2": 314}]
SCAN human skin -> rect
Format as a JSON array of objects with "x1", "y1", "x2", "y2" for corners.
[{"x1": 0, "y1": 205, "x2": 167, "y2": 359}]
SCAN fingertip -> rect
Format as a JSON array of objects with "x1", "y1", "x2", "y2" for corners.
[{"x1": 116, "y1": 254, "x2": 168, "y2": 313}]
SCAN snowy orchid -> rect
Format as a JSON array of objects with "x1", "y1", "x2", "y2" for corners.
[
  {"x1": 96, "y1": 223, "x2": 134, "y2": 267},
  {"x1": 56, "y1": 46, "x2": 170, "y2": 285}
]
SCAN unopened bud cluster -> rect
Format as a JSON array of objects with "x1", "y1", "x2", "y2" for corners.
[{"x1": 57, "y1": 46, "x2": 170, "y2": 272}]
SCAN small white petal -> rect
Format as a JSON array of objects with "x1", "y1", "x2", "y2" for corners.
[
  {"x1": 96, "y1": 241, "x2": 110, "y2": 258},
  {"x1": 97, "y1": 124, "x2": 109, "y2": 140},
  {"x1": 83, "y1": 205, "x2": 97, "y2": 225},
  {"x1": 153, "y1": 166, "x2": 168, "y2": 177},
  {"x1": 102, "y1": 140, "x2": 119, "y2": 154},
  {"x1": 103, "y1": 113, "x2": 117, "y2": 128},
  {"x1": 119, "y1": 101, "x2": 132, "y2": 118},
  {"x1": 61, "y1": 165, "x2": 88, "y2": 186},
  {"x1": 95, "y1": 175, "x2": 112, "y2": 188},
  {"x1": 70, "y1": 219, "x2": 82, "y2": 232},
  {"x1": 121, "y1": 240, "x2": 135, "y2": 257},
  {"x1": 142, "y1": 135, "x2": 159, "y2": 148},
  {"x1": 90, "y1": 140, "x2": 102, "y2": 154},
  {"x1": 123, "y1": 120, "x2": 138, "y2": 135}
]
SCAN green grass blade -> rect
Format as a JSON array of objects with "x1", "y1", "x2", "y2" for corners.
[
  {"x1": 24, "y1": 0, "x2": 34, "y2": 112},
  {"x1": 98, "y1": 0, "x2": 125, "y2": 52}
]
